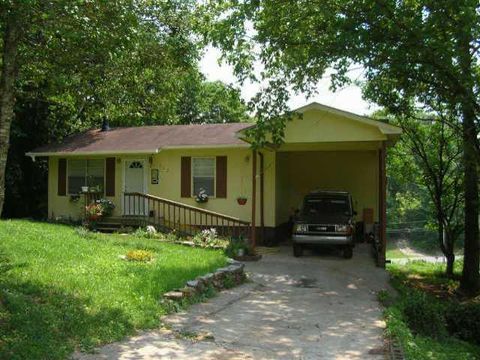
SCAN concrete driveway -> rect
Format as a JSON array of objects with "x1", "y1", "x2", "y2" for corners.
[{"x1": 76, "y1": 244, "x2": 389, "y2": 360}]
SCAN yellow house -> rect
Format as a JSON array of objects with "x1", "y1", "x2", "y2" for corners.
[{"x1": 27, "y1": 102, "x2": 401, "y2": 265}]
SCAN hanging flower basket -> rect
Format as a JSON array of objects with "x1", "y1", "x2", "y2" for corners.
[{"x1": 237, "y1": 197, "x2": 247, "y2": 205}]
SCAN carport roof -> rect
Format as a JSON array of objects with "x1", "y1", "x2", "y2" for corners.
[
  {"x1": 236, "y1": 102, "x2": 402, "y2": 138},
  {"x1": 293, "y1": 102, "x2": 402, "y2": 136}
]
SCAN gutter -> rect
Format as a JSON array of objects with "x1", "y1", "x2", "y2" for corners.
[{"x1": 26, "y1": 148, "x2": 161, "y2": 161}]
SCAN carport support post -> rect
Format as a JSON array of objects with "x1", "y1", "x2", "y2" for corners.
[
  {"x1": 378, "y1": 142, "x2": 387, "y2": 267},
  {"x1": 251, "y1": 149, "x2": 257, "y2": 252}
]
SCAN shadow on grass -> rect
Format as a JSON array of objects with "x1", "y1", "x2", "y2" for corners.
[{"x1": 0, "y1": 276, "x2": 134, "y2": 360}]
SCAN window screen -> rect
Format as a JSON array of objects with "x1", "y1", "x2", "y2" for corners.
[
  {"x1": 68, "y1": 160, "x2": 86, "y2": 194},
  {"x1": 192, "y1": 158, "x2": 215, "y2": 196},
  {"x1": 67, "y1": 159, "x2": 105, "y2": 194}
]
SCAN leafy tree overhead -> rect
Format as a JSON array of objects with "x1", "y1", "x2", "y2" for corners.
[
  {"x1": 202, "y1": 0, "x2": 480, "y2": 295},
  {"x1": 0, "y1": 1, "x2": 249, "y2": 218},
  {"x1": 178, "y1": 78, "x2": 249, "y2": 124}
]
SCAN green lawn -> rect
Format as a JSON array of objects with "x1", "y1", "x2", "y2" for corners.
[
  {"x1": 0, "y1": 219, "x2": 227, "y2": 359},
  {"x1": 384, "y1": 261, "x2": 480, "y2": 360}
]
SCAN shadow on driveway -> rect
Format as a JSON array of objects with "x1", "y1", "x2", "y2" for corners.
[{"x1": 75, "y1": 244, "x2": 389, "y2": 360}]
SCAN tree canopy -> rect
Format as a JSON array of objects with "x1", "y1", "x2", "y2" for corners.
[
  {"x1": 201, "y1": 0, "x2": 480, "y2": 294},
  {"x1": 0, "y1": 0, "x2": 248, "y2": 218}
]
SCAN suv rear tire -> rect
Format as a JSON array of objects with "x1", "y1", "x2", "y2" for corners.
[
  {"x1": 293, "y1": 244, "x2": 303, "y2": 257},
  {"x1": 343, "y1": 246, "x2": 353, "y2": 259}
]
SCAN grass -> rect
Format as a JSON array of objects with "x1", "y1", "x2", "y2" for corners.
[
  {"x1": 383, "y1": 261, "x2": 480, "y2": 359},
  {"x1": 0, "y1": 219, "x2": 227, "y2": 360}
]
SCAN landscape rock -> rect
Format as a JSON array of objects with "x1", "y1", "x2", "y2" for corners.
[
  {"x1": 180, "y1": 287, "x2": 196, "y2": 298},
  {"x1": 186, "y1": 280, "x2": 200, "y2": 288},
  {"x1": 164, "y1": 291, "x2": 184, "y2": 301},
  {"x1": 146, "y1": 225, "x2": 157, "y2": 235},
  {"x1": 226, "y1": 258, "x2": 240, "y2": 265},
  {"x1": 162, "y1": 260, "x2": 246, "y2": 304}
]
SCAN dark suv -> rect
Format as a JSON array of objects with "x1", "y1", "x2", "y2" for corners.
[{"x1": 292, "y1": 190, "x2": 356, "y2": 258}]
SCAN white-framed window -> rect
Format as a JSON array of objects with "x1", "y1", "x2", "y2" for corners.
[
  {"x1": 68, "y1": 159, "x2": 105, "y2": 194},
  {"x1": 192, "y1": 157, "x2": 215, "y2": 197}
]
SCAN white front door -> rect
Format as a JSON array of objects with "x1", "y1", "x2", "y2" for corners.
[{"x1": 124, "y1": 160, "x2": 147, "y2": 215}]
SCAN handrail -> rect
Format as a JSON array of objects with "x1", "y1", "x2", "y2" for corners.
[
  {"x1": 124, "y1": 192, "x2": 250, "y2": 225},
  {"x1": 123, "y1": 192, "x2": 251, "y2": 239}
]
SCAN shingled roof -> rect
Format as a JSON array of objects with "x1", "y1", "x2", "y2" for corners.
[{"x1": 27, "y1": 123, "x2": 251, "y2": 156}]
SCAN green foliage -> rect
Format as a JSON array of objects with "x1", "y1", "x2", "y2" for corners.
[
  {"x1": 192, "y1": 228, "x2": 229, "y2": 249},
  {"x1": 201, "y1": 0, "x2": 479, "y2": 141},
  {"x1": 225, "y1": 236, "x2": 249, "y2": 257},
  {"x1": 133, "y1": 227, "x2": 158, "y2": 239},
  {"x1": 0, "y1": 219, "x2": 226, "y2": 359},
  {"x1": 384, "y1": 262, "x2": 480, "y2": 359},
  {"x1": 446, "y1": 303, "x2": 480, "y2": 346},
  {"x1": 1, "y1": 1, "x2": 249, "y2": 219},
  {"x1": 401, "y1": 290, "x2": 448, "y2": 339},
  {"x1": 177, "y1": 78, "x2": 250, "y2": 124}
]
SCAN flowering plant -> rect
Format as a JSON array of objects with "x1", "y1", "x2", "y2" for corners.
[
  {"x1": 85, "y1": 203, "x2": 103, "y2": 221},
  {"x1": 192, "y1": 228, "x2": 228, "y2": 248},
  {"x1": 95, "y1": 198, "x2": 115, "y2": 217},
  {"x1": 85, "y1": 199, "x2": 115, "y2": 221},
  {"x1": 195, "y1": 188, "x2": 209, "y2": 203}
]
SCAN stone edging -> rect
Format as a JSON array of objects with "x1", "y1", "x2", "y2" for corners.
[{"x1": 163, "y1": 258, "x2": 246, "y2": 301}]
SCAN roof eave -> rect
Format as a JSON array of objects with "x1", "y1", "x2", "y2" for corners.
[{"x1": 26, "y1": 148, "x2": 160, "y2": 160}]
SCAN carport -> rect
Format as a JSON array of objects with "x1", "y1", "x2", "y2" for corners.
[{"x1": 246, "y1": 103, "x2": 401, "y2": 266}]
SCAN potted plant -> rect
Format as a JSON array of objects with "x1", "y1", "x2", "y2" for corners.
[
  {"x1": 96, "y1": 198, "x2": 115, "y2": 217},
  {"x1": 195, "y1": 188, "x2": 209, "y2": 203},
  {"x1": 85, "y1": 203, "x2": 103, "y2": 221},
  {"x1": 237, "y1": 196, "x2": 247, "y2": 205}
]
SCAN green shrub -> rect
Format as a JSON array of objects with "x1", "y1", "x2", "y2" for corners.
[
  {"x1": 192, "y1": 228, "x2": 229, "y2": 248},
  {"x1": 225, "y1": 236, "x2": 249, "y2": 257},
  {"x1": 125, "y1": 249, "x2": 154, "y2": 262},
  {"x1": 401, "y1": 290, "x2": 448, "y2": 339},
  {"x1": 132, "y1": 227, "x2": 160, "y2": 239},
  {"x1": 446, "y1": 303, "x2": 480, "y2": 345}
]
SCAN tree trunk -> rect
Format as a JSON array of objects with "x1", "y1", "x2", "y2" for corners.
[
  {"x1": 446, "y1": 254, "x2": 455, "y2": 278},
  {"x1": 444, "y1": 228, "x2": 455, "y2": 278},
  {"x1": 457, "y1": 14, "x2": 480, "y2": 296},
  {"x1": 460, "y1": 104, "x2": 480, "y2": 294},
  {"x1": 0, "y1": 15, "x2": 21, "y2": 216}
]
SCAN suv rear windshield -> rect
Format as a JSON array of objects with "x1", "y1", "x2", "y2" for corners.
[{"x1": 303, "y1": 196, "x2": 351, "y2": 215}]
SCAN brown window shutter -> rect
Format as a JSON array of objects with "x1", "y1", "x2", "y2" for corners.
[
  {"x1": 216, "y1": 156, "x2": 227, "y2": 198},
  {"x1": 181, "y1": 156, "x2": 191, "y2": 197},
  {"x1": 105, "y1": 157, "x2": 115, "y2": 197},
  {"x1": 58, "y1": 158, "x2": 67, "y2": 196}
]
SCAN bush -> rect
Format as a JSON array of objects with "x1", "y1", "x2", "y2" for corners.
[
  {"x1": 446, "y1": 303, "x2": 480, "y2": 345},
  {"x1": 192, "y1": 228, "x2": 228, "y2": 248},
  {"x1": 401, "y1": 290, "x2": 448, "y2": 339},
  {"x1": 225, "y1": 236, "x2": 249, "y2": 257},
  {"x1": 125, "y1": 249, "x2": 154, "y2": 262},
  {"x1": 133, "y1": 227, "x2": 159, "y2": 239}
]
